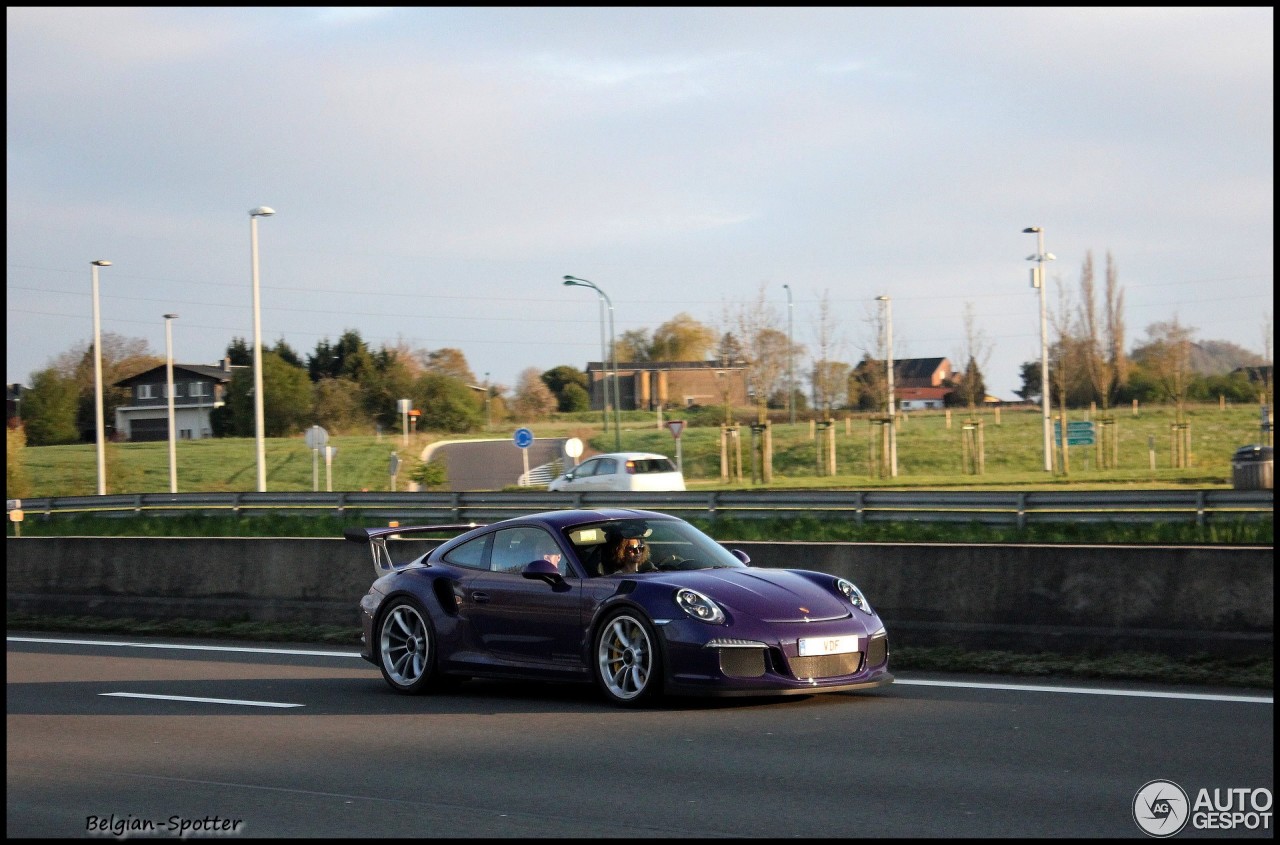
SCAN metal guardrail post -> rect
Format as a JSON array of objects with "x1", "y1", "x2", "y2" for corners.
[
  {"x1": 1017, "y1": 492, "x2": 1027, "y2": 532},
  {"x1": 1196, "y1": 490, "x2": 1205, "y2": 528}
]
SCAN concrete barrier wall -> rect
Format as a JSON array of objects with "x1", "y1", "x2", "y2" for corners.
[{"x1": 6, "y1": 538, "x2": 1272, "y2": 656}]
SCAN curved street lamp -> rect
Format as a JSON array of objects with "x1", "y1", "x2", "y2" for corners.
[
  {"x1": 563, "y1": 275, "x2": 622, "y2": 451},
  {"x1": 164, "y1": 313, "x2": 180, "y2": 493},
  {"x1": 1023, "y1": 226, "x2": 1056, "y2": 473},
  {"x1": 90, "y1": 259, "x2": 112, "y2": 495},
  {"x1": 249, "y1": 206, "x2": 275, "y2": 491}
]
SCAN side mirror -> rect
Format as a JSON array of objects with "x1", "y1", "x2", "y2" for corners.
[
  {"x1": 522, "y1": 559, "x2": 565, "y2": 587},
  {"x1": 564, "y1": 471, "x2": 575, "y2": 481},
  {"x1": 730, "y1": 548, "x2": 751, "y2": 565}
]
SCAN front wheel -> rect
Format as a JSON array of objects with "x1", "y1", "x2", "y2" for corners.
[
  {"x1": 594, "y1": 611, "x2": 662, "y2": 707},
  {"x1": 377, "y1": 597, "x2": 442, "y2": 694}
]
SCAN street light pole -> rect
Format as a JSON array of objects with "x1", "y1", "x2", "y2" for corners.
[
  {"x1": 876, "y1": 295, "x2": 897, "y2": 477},
  {"x1": 783, "y1": 283, "x2": 795, "y2": 425},
  {"x1": 484, "y1": 371, "x2": 492, "y2": 430},
  {"x1": 164, "y1": 313, "x2": 179, "y2": 493},
  {"x1": 249, "y1": 206, "x2": 275, "y2": 492},
  {"x1": 564, "y1": 275, "x2": 622, "y2": 451},
  {"x1": 1023, "y1": 226, "x2": 1056, "y2": 473},
  {"x1": 90, "y1": 259, "x2": 111, "y2": 495}
]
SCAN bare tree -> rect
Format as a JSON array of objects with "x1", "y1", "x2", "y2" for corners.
[
  {"x1": 1104, "y1": 252, "x2": 1128, "y2": 406},
  {"x1": 1079, "y1": 251, "x2": 1128, "y2": 411},
  {"x1": 955, "y1": 302, "x2": 992, "y2": 411},
  {"x1": 1137, "y1": 317, "x2": 1196, "y2": 422},
  {"x1": 729, "y1": 284, "x2": 791, "y2": 423},
  {"x1": 809, "y1": 289, "x2": 845, "y2": 416}
]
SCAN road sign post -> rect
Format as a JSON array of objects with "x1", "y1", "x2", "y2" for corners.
[
  {"x1": 1055, "y1": 420, "x2": 1096, "y2": 446},
  {"x1": 666, "y1": 420, "x2": 685, "y2": 473},
  {"x1": 514, "y1": 427, "x2": 534, "y2": 484},
  {"x1": 305, "y1": 426, "x2": 329, "y2": 491}
]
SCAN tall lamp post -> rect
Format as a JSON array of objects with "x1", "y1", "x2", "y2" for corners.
[
  {"x1": 249, "y1": 206, "x2": 275, "y2": 492},
  {"x1": 163, "y1": 313, "x2": 180, "y2": 493},
  {"x1": 563, "y1": 275, "x2": 621, "y2": 451},
  {"x1": 783, "y1": 283, "x2": 795, "y2": 425},
  {"x1": 484, "y1": 371, "x2": 492, "y2": 429},
  {"x1": 90, "y1": 259, "x2": 112, "y2": 495},
  {"x1": 876, "y1": 295, "x2": 898, "y2": 477},
  {"x1": 1023, "y1": 226, "x2": 1056, "y2": 472}
]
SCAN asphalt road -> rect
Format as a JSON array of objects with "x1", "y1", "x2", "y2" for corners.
[
  {"x1": 431, "y1": 438, "x2": 566, "y2": 490},
  {"x1": 6, "y1": 635, "x2": 1273, "y2": 839}
]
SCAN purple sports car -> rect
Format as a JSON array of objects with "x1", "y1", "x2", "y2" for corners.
[{"x1": 345, "y1": 508, "x2": 892, "y2": 706}]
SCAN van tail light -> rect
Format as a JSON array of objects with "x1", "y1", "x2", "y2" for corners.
[{"x1": 625, "y1": 460, "x2": 636, "y2": 474}]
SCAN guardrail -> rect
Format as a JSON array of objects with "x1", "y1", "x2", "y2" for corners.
[{"x1": 7, "y1": 489, "x2": 1273, "y2": 527}]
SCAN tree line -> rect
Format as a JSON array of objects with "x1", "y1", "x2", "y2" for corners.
[{"x1": 9, "y1": 263, "x2": 1272, "y2": 447}]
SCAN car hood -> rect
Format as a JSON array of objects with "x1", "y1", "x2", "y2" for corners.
[{"x1": 658, "y1": 568, "x2": 854, "y2": 623}]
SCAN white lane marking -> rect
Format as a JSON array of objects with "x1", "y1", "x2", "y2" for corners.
[
  {"x1": 7, "y1": 636, "x2": 360, "y2": 658},
  {"x1": 99, "y1": 692, "x2": 303, "y2": 708},
  {"x1": 10, "y1": 636, "x2": 1270, "y2": 705},
  {"x1": 895, "y1": 678, "x2": 1272, "y2": 704}
]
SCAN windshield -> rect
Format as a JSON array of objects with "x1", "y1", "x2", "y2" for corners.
[{"x1": 563, "y1": 517, "x2": 746, "y2": 577}]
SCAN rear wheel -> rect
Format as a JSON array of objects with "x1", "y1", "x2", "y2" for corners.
[
  {"x1": 594, "y1": 611, "x2": 662, "y2": 706},
  {"x1": 377, "y1": 597, "x2": 442, "y2": 694}
]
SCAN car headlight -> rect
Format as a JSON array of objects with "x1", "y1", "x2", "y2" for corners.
[
  {"x1": 836, "y1": 578, "x2": 873, "y2": 614},
  {"x1": 674, "y1": 588, "x2": 725, "y2": 624}
]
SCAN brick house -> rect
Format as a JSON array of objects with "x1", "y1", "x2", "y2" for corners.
[
  {"x1": 113, "y1": 359, "x2": 242, "y2": 441},
  {"x1": 584, "y1": 360, "x2": 750, "y2": 410}
]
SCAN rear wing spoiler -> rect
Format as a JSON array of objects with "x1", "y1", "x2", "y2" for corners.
[{"x1": 343, "y1": 523, "x2": 484, "y2": 576}]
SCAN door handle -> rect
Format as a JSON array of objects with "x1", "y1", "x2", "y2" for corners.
[{"x1": 471, "y1": 592, "x2": 491, "y2": 603}]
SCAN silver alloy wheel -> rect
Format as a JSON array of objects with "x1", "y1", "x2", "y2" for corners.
[
  {"x1": 596, "y1": 613, "x2": 654, "y2": 701},
  {"x1": 381, "y1": 602, "x2": 430, "y2": 688}
]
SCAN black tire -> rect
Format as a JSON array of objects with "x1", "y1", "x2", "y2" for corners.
[
  {"x1": 593, "y1": 610, "x2": 662, "y2": 707},
  {"x1": 377, "y1": 596, "x2": 442, "y2": 694}
]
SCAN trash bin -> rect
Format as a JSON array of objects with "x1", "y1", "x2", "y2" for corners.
[{"x1": 1231, "y1": 445, "x2": 1274, "y2": 490}]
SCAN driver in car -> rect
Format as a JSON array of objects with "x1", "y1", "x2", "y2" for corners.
[{"x1": 603, "y1": 532, "x2": 657, "y2": 575}]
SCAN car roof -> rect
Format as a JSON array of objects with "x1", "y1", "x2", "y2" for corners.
[
  {"x1": 582, "y1": 452, "x2": 675, "y2": 461},
  {"x1": 515, "y1": 508, "x2": 677, "y2": 530}
]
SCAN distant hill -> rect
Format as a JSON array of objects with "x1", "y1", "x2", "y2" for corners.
[{"x1": 1188, "y1": 340, "x2": 1267, "y2": 376}]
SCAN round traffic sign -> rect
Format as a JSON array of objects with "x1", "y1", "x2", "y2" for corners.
[
  {"x1": 513, "y1": 427, "x2": 535, "y2": 449},
  {"x1": 564, "y1": 437, "x2": 583, "y2": 458},
  {"x1": 305, "y1": 425, "x2": 329, "y2": 450}
]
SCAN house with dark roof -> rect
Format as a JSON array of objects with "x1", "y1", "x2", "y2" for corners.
[
  {"x1": 112, "y1": 359, "x2": 242, "y2": 441},
  {"x1": 893, "y1": 357, "x2": 955, "y2": 388}
]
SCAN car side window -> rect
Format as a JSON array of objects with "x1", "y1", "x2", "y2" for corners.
[
  {"x1": 596, "y1": 458, "x2": 617, "y2": 476},
  {"x1": 442, "y1": 533, "x2": 490, "y2": 570},
  {"x1": 490, "y1": 527, "x2": 564, "y2": 574},
  {"x1": 575, "y1": 460, "x2": 598, "y2": 478}
]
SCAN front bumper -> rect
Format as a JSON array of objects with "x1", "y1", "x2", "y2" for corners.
[{"x1": 657, "y1": 617, "x2": 893, "y2": 697}]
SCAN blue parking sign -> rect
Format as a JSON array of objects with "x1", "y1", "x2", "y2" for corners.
[{"x1": 513, "y1": 427, "x2": 534, "y2": 449}]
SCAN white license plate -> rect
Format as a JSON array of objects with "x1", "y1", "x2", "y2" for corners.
[{"x1": 798, "y1": 635, "x2": 860, "y2": 657}]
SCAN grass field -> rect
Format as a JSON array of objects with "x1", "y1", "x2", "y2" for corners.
[{"x1": 11, "y1": 402, "x2": 1273, "y2": 498}]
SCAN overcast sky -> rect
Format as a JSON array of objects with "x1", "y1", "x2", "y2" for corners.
[{"x1": 6, "y1": 7, "x2": 1274, "y2": 402}]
